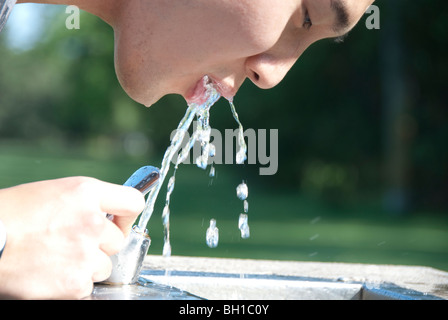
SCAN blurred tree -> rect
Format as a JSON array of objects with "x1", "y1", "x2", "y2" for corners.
[{"x1": 380, "y1": 0, "x2": 410, "y2": 215}]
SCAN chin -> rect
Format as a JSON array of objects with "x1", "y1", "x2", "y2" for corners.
[
  {"x1": 117, "y1": 77, "x2": 157, "y2": 107},
  {"x1": 136, "y1": 94, "x2": 162, "y2": 108}
]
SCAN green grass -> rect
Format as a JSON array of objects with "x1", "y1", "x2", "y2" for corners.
[{"x1": 1, "y1": 141, "x2": 448, "y2": 272}]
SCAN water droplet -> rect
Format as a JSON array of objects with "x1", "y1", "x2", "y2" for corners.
[
  {"x1": 309, "y1": 234, "x2": 319, "y2": 241},
  {"x1": 238, "y1": 213, "x2": 250, "y2": 239},
  {"x1": 206, "y1": 219, "x2": 219, "y2": 248},
  {"x1": 243, "y1": 199, "x2": 249, "y2": 213},
  {"x1": 310, "y1": 216, "x2": 321, "y2": 225},
  {"x1": 209, "y1": 166, "x2": 215, "y2": 177},
  {"x1": 196, "y1": 154, "x2": 208, "y2": 170},
  {"x1": 197, "y1": 126, "x2": 211, "y2": 144},
  {"x1": 236, "y1": 182, "x2": 248, "y2": 200},
  {"x1": 236, "y1": 149, "x2": 246, "y2": 164},
  {"x1": 208, "y1": 143, "x2": 216, "y2": 157}
]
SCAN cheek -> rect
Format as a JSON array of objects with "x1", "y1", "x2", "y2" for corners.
[
  {"x1": 232, "y1": 3, "x2": 293, "y2": 56},
  {"x1": 113, "y1": 34, "x2": 142, "y2": 99},
  {"x1": 236, "y1": 24, "x2": 281, "y2": 55},
  {"x1": 113, "y1": 31, "x2": 163, "y2": 105},
  {"x1": 173, "y1": 2, "x2": 287, "y2": 60}
]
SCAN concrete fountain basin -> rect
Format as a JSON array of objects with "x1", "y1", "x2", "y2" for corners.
[{"x1": 88, "y1": 255, "x2": 448, "y2": 300}]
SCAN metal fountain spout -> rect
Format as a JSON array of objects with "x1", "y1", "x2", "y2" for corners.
[
  {"x1": 0, "y1": 0, "x2": 17, "y2": 33},
  {"x1": 102, "y1": 166, "x2": 160, "y2": 285}
]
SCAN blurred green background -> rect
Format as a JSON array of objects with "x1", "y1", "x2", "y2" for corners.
[{"x1": 0, "y1": 0, "x2": 447, "y2": 271}]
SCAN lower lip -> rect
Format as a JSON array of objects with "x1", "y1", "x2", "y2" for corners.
[{"x1": 185, "y1": 78, "x2": 209, "y2": 105}]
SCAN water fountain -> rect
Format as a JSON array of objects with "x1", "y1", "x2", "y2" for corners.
[{"x1": 0, "y1": 0, "x2": 16, "y2": 33}]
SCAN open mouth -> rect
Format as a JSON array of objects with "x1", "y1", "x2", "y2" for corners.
[{"x1": 185, "y1": 76, "x2": 234, "y2": 105}]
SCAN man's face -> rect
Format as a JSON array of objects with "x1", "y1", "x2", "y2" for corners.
[{"x1": 113, "y1": 0, "x2": 374, "y2": 107}]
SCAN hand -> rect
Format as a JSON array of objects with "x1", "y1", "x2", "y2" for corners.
[{"x1": 0, "y1": 177, "x2": 145, "y2": 299}]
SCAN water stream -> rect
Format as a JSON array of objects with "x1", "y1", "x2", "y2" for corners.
[{"x1": 137, "y1": 76, "x2": 250, "y2": 256}]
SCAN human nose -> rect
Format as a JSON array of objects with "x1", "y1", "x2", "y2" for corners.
[{"x1": 245, "y1": 52, "x2": 297, "y2": 89}]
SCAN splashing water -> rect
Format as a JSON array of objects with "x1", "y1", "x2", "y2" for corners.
[
  {"x1": 206, "y1": 219, "x2": 219, "y2": 248},
  {"x1": 137, "y1": 75, "x2": 250, "y2": 256},
  {"x1": 238, "y1": 213, "x2": 250, "y2": 239},
  {"x1": 137, "y1": 76, "x2": 220, "y2": 256},
  {"x1": 236, "y1": 182, "x2": 249, "y2": 200},
  {"x1": 229, "y1": 100, "x2": 247, "y2": 165},
  {"x1": 161, "y1": 176, "x2": 175, "y2": 256},
  {"x1": 209, "y1": 165, "x2": 215, "y2": 178},
  {"x1": 236, "y1": 181, "x2": 250, "y2": 239},
  {"x1": 229, "y1": 101, "x2": 250, "y2": 240}
]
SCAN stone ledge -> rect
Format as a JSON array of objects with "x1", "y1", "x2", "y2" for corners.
[{"x1": 144, "y1": 255, "x2": 448, "y2": 299}]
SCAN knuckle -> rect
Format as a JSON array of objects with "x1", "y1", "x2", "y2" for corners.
[
  {"x1": 66, "y1": 212, "x2": 104, "y2": 241},
  {"x1": 80, "y1": 211, "x2": 105, "y2": 233},
  {"x1": 69, "y1": 176, "x2": 99, "y2": 200},
  {"x1": 58, "y1": 177, "x2": 100, "y2": 212}
]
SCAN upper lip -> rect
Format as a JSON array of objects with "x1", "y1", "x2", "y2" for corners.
[{"x1": 208, "y1": 76, "x2": 236, "y2": 100}]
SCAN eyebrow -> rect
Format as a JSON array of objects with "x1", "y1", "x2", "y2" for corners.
[
  {"x1": 330, "y1": 0, "x2": 350, "y2": 34},
  {"x1": 329, "y1": 0, "x2": 351, "y2": 42}
]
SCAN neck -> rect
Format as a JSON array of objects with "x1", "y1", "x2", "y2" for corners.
[{"x1": 16, "y1": 0, "x2": 122, "y2": 25}]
